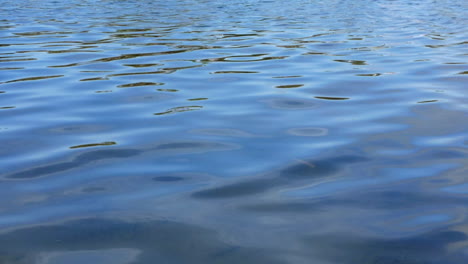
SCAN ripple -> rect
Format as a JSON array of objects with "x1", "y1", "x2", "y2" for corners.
[
  {"x1": 192, "y1": 153, "x2": 368, "y2": 199},
  {"x1": 314, "y1": 96, "x2": 350, "y2": 101},
  {"x1": 157, "y1": 88, "x2": 179, "y2": 92},
  {"x1": 38, "y1": 249, "x2": 140, "y2": 264},
  {"x1": 117, "y1": 82, "x2": 164, "y2": 88},
  {"x1": 287, "y1": 127, "x2": 328, "y2": 137},
  {"x1": 153, "y1": 141, "x2": 234, "y2": 152},
  {"x1": 125, "y1": 93, "x2": 173, "y2": 103},
  {"x1": 417, "y1": 99, "x2": 438, "y2": 104},
  {"x1": 95, "y1": 50, "x2": 188, "y2": 63},
  {"x1": 80, "y1": 77, "x2": 108, "y2": 81},
  {"x1": 0, "y1": 67, "x2": 23, "y2": 70},
  {"x1": 272, "y1": 75, "x2": 302, "y2": 79},
  {"x1": 187, "y1": 98, "x2": 208, "y2": 101},
  {"x1": 123, "y1": 63, "x2": 161, "y2": 68},
  {"x1": 355, "y1": 73, "x2": 382, "y2": 77},
  {"x1": 1, "y1": 0, "x2": 467, "y2": 262},
  {"x1": 0, "y1": 57, "x2": 36, "y2": 63},
  {"x1": 154, "y1": 106, "x2": 203, "y2": 115},
  {"x1": 334, "y1": 59, "x2": 367, "y2": 65},
  {"x1": 5, "y1": 148, "x2": 142, "y2": 179},
  {"x1": 275, "y1": 84, "x2": 303, "y2": 89},
  {"x1": 190, "y1": 128, "x2": 257, "y2": 138},
  {"x1": 0, "y1": 218, "x2": 283, "y2": 264},
  {"x1": 0, "y1": 106, "x2": 15, "y2": 110},
  {"x1": 69, "y1": 141, "x2": 116, "y2": 149},
  {"x1": 107, "y1": 71, "x2": 167, "y2": 77},
  {"x1": 263, "y1": 98, "x2": 317, "y2": 110},
  {"x1": 5, "y1": 140, "x2": 238, "y2": 179},
  {"x1": 193, "y1": 178, "x2": 278, "y2": 199},
  {"x1": 153, "y1": 176, "x2": 185, "y2": 182},
  {"x1": 211, "y1": 71, "x2": 258, "y2": 74},
  {"x1": 4, "y1": 75, "x2": 64, "y2": 83},
  {"x1": 303, "y1": 230, "x2": 467, "y2": 264}
]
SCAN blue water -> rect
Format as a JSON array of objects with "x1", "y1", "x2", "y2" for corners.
[{"x1": 1, "y1": 0, "x2": 467, "y2": 263}]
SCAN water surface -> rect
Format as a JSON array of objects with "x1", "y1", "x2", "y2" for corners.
[{"x1": 1, "y1": 0, "x2": 467, "y2": 263}]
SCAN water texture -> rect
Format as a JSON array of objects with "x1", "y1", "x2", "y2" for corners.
[{"x1": 0, "y1": 0, "x2": 467, "y2": 263}]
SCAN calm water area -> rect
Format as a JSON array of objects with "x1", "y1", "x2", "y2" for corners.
[{"x1": 0, "y1": 0, "x2": 467, "y2": 263}]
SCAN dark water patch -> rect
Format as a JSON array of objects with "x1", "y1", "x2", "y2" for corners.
[
  {"x1": 154, "y1": 106, "x2": 203, "y2": 115},
  {"x1": 80, "y1": 77, "x2": 108, "y2": 81},
  {"x1": 4, "y1": 139, "x2": 236, "y2": 179},
  {"x1": 272, "y1": 75, "x2": 302, "y2": 79},
  {"x1": 160, "y1": 65, "x2": 202, "y2": 72},
  {"x1": 4, "y1": 75, "x2": 63, "y2": 83},
  {"x1": 66, "y1": 149, "x2": 140, "y2": 164},
  {"x1": 263, "y1": 98, "x2": 317, "y2": 110},
  {"x1": 275, "y1": 84, "x2": 303, "y2": 89},
  {"x1": 69, "y1": 142, "x2": 116, "y2": 149},
  {"x1": 115, "y1": 28, "x2": 152, "y2": 33},
  {"x1": 280, "y1": 155, "x2": 367, "y2": 180},
  {"x1": 48, "y1": 63, "x2": 79, "y2": 68},
  {"x1": 0, "y1": 218, "x2": 283, "y2": 264},
  {"x1": 48, "y1": 51, "x2": 189, "y2": 68},
  {"x1": 426, "y1": 44, "x2": 449, "y2": 48},
  {"x1": 193, "y1": 154, "x2": 368, "y2": 199},
  {"x1": 276, "y1": 44, "x2": 303, "y2": 48},
  {"x1": 408, "y1": 148, "x2": 468, "y2": 162},
  {"x1": 111, "y1": 33, "x2": 160, "y2": 39},
  {"x1": 187, "y1": 98, "x2": 208, "y2": 101},
  {"x1": 153, "y1": 141, "x2": 236, "y2": 153},
  {"x1": 211, "y1": 71, "x2": 258, "y2": 74},
  {"x1": 193, "y1": 178, "x2": 282, "y2": 199},
  {"x1": 304, "y1": 230, "x2": 467, "y2": 264},
  {"x1": 5, "y1": 149, "x2": 142, "y2": 179},
  {"x1": 0, "y1": 106, "x2": 15, "y2": 110},
  {"x1": 95, "y1": 50, "x2": 189, "y2": 63},
  {"x1": 244, "y1": 189, "x2": 468, "y2": 213},
  {"x1": 81, "y1": 186, "x2": 107, "y2": 193},
  {"x1": 153, "y1": 176, "x2": 185, "y2": 182},
  {"x1": 123, "y1": 63, "x2": 161, "y2": 68},
  {"x1": 0, "y1": 58, "x2": 36, "y2": 63},
  {"x1": 13, "y1": 31, "x2": 74, "y2": 37},
  {"x1": 334, "y1": 59, "x2": 367, "y2": 65},
  {"x1": 417, "y1": 100, "x2": 438, "y2": 104},
  {"x1": 303, "y1": 51, "x2": 328, "y2": 55},
  {"x1": 355, "y1": 73, "x2": 382, "y2": 77},
  {"x1": 202, "y1": 55, "x2": 288, "y2": 63},
  {"x1": 117, "y1": 82, "x2": 163, "y2": 88},
  {"x1": 314, "y1": 96, "x2": 350, "y2": 101},
  {"x1": 221, "y1": 33, "x2": 261, "y2": 39}
]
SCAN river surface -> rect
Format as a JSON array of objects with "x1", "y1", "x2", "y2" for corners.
[{"x1": 1, "y1": 0, "x2": 467, "y2": 263}]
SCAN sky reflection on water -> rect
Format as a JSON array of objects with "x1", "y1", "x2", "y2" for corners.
[{"x1": 0, "y1": 0, "x2": 467, "y2": 263}]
